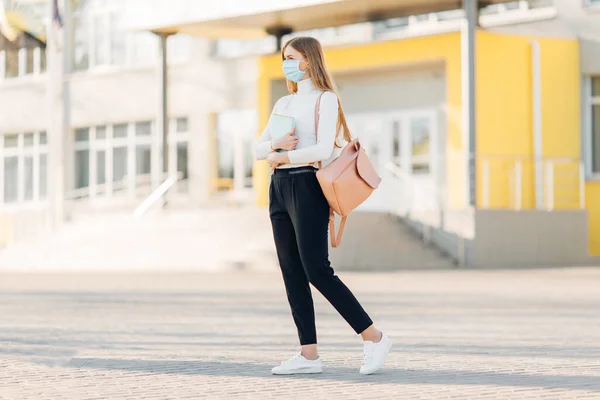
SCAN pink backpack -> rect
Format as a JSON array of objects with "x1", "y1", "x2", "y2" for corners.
[{"x1": 313, "y1": 92, "x2": 382, "y2": 248}]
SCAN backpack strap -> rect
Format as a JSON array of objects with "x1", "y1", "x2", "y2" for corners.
[
  {"x1": 312, "y1": 91, "x2": 327, "y2": 170},
  {"x1": 329, "y1": 208, "x2": 347, "y2": 248},
  {"x1": 314, "y1": 91, "x2": 347, "y2": 249}
]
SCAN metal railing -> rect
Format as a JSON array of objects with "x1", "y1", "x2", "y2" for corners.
[
  {"x1": 386, "y1": 161, "x2": 473, "y2": 266},
  {"x1": 133, "y1": 174, "x2": 178, "y2": 218},
  {"x1": 386, "y1": 162, "x2": 444, "y2": 214},
  {"x1": 480, "y1": 156, "x2": 585, "y2": 211}
]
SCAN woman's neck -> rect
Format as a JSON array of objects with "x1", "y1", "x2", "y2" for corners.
[{"x1": 297, "y1": 78, "x2": 316, "y2": 94}]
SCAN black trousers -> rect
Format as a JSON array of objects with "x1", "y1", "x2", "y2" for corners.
[{"x1": 269, "y1": 166, "x2": 373, "y2": 345}]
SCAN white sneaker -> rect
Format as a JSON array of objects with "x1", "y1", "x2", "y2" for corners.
[
  {"x1": 271, "y1": 353, "x2": 323, "y2": 375},
  {"x1": 360, "y1": 333, "x2": 392, "y2": 375}
]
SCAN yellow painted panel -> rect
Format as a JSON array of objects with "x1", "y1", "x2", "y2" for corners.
[
  {"x1": 476, "y1": 32, "x2": 534, "y2": 209},
  {"x1": 586, "y1": 182, "x2": 600, "y2": 256},
  {"x1": 538, "y1": 37, "x2": 581, "y2": 159},
  {"x1": 254, "y1": 33, "x2": 464, "y2": 207},
  {"x1": 477, "y1": 32, "x2": 533, "y2": 157},
  {"x1": 475, "y1": 32, "x2": 581, "y2": 210}
]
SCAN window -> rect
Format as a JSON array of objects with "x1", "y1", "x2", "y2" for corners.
[
  {"x1": 176, "y1": 117, "x2": 188, "y2": 133},
  {"x1": 70, "y1": 119, "x2": 189, "y2": 199},
  {"x1": 96, "y1": 125, "x2": 107, "y2": 140},
  {"x1": 592, "y1": 77, "x2": 600, "y2": 175},
  {"x1": 73, "y1": 12, "x2": 90, "y2": 70},
  {"x1": 0, "y1": 131, "x2": 49, "y2": 206},
  {"x1": 3, "y1": 156, "x2": 18, "y2": 203},
  {"x1": 69, "y1": 2, "x2": 184, "y2": 71},
  {"x1": 136, "y1": 145, "x2": 151, "y2": 175},
  {"x1": 113, "y1": 123, "x2": 128, "y2": 138},
  {"x1": 170, "y1": 117, "x2": 190, "y2": 191},
  {"x1": 110, "y1": 12, "x2": 126, "y2": 65},
  {"x1": 93, "y1": 14, "x2": 109, "y2": 66},
  {"x1": 410, "y1": 117, "x2": 431, "y2": 174},
  {"x1": 74, "y1": 128, "x2": 91, "y2": 190},
  {"x1": 1, "y1": 43, "x2": 46, "y2": 79},
  {"x1": 135, "y1": 121, "x2": 152, "y2": 136},
  {"x1": 112, "y1": 146, "x2": 127, "y2": 188}
]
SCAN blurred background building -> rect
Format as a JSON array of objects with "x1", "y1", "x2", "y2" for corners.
[{"x1": 0, "y1": 0, "x2": 599, "y2": 269}]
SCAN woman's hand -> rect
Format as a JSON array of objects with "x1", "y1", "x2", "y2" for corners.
[
  {"x1": 267, "y1": 152, "x2": 289, "y2": 170},
  {"x1": 271, "y1": 129, "x2": 298, "y2": 151}
]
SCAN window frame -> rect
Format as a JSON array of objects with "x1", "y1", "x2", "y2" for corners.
[
  {"x1": 0, "y1": 41, "x2": 46, "y2": 82},
  {"x1": 0, "y1": 131, "x2": 49, "y2": 210},
  {"x1": 68, "y1": 118, "x2": 190, "y2": 202},
  {"x1": 584, "y1": 76, "x2": 600, "y2": 180},
  {"x1": 70, "y1": 2, "x2": 189, "y2": 74}
]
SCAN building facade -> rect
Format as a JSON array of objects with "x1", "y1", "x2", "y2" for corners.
[
  {"x1": 251, "y1": 0, "x2": 600, "y2": 260},
  {"x1": 1, "y1": 0, "x2": 599, "y2": 263},
  {"x1": 0, "y1": 0, "x2": 259, "y2": 245}
]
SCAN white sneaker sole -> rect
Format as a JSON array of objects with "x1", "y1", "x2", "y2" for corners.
[
  {"x1": 360, "y1": 339, "x2": 392, "y2": 375},
  {"x1": 271, "y1": 366, "x2": 323, "y2": 375}
]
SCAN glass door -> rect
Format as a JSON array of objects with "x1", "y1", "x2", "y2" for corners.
[{"x1": 347, "y1": 109, "x2": 438, "y2": 213}]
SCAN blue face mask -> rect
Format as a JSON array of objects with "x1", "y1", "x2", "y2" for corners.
[{"x1": 282, "y1": 59, "x2": 307, "y2": 83}]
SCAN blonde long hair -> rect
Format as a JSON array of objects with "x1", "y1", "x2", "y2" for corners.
[{"x1": 282, "y1": 37, "x2": 352, "y2": 146}]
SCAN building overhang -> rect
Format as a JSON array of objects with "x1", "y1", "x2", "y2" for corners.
[{"x1": 143, "y1": 0, "x2": 516, "y2": 39}]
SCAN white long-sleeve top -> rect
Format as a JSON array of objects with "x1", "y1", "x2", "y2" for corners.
[{"x1": 254, "y1": 78, "x2": 346, "y2": 169}]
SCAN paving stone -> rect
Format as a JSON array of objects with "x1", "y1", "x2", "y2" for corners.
[{"x1": 1, "y1": 268, "x2": 599, "y2": 399}]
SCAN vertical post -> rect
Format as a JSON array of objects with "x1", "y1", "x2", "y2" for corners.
[
  {"x1": 580, "y1": 162, "x2": 586, "y2": 209},
  {"x1": 155, "y1": 32, "x2": 171, "y2": 204},
  {"x1": 515, "y1": 159, "x2": 522, "y2": 210},
  {"x1": 482, "y1": 158, "x2": 489, "y2": 208},
  {"x1": 545, "y1": 161, "x2": 554, "y2": 211},
  {"x1": 47, "y1": 0, "x2": 71, "y2": 229},
  {"x1": 532, "y1": 40, "x2": 543, "y2": 210},
  {"x1": 462, "y1": 0, "x2": 478, "y2": 208}
]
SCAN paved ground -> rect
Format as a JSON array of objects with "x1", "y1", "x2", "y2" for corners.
[{"x1": 1, "y1": 268, "x2": 600, "y2": 399}]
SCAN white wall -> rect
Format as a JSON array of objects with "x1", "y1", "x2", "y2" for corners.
[{"x1": 0, "y1": 37, "x2": 259, "y2": 208}]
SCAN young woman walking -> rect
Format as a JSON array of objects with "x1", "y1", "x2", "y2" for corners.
[{"x1": 255, "y1": 36, "x2": 392, "y2": 375}]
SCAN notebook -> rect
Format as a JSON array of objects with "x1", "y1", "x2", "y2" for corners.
[{"x1": 270, "y1": 114, "x2": 296, "y2": 152}]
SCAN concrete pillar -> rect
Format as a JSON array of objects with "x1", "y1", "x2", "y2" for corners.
[
  {"x1": 47, "y1": 0, "x2": 71, "y2": 227},
  {"x1": 462, "y1": 0, "x2": 479, "y2": 207},
  {"x1": 155, "y1": 32, "x2": 171, "y2": 204}
]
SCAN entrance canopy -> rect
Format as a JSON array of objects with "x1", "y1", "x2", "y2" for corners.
[{"x1": 146, "y1": 0, "x2": 517, "y2": 39}]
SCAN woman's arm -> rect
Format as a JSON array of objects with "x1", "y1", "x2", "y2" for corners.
[{"x1": 286, "y1": 91, "x2": 338, "y2": 165}]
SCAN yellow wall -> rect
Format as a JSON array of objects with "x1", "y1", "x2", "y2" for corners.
[
  {"x1": 476, "y1": 32, "x2": 581, "y2": 210},
  {"x1": 586, "y1": 183, "x2": 600, "y2": 255},
  {"x1": 254, "y1": 32, "x2": 598, "y2": 255},
  {"x1": 255, "y1": 33, "x2": 465, "y2": 207}
]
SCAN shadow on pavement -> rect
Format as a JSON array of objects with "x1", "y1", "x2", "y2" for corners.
[{"x1": 64, "y1": 357, "x2": 600, "y2": 392}]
